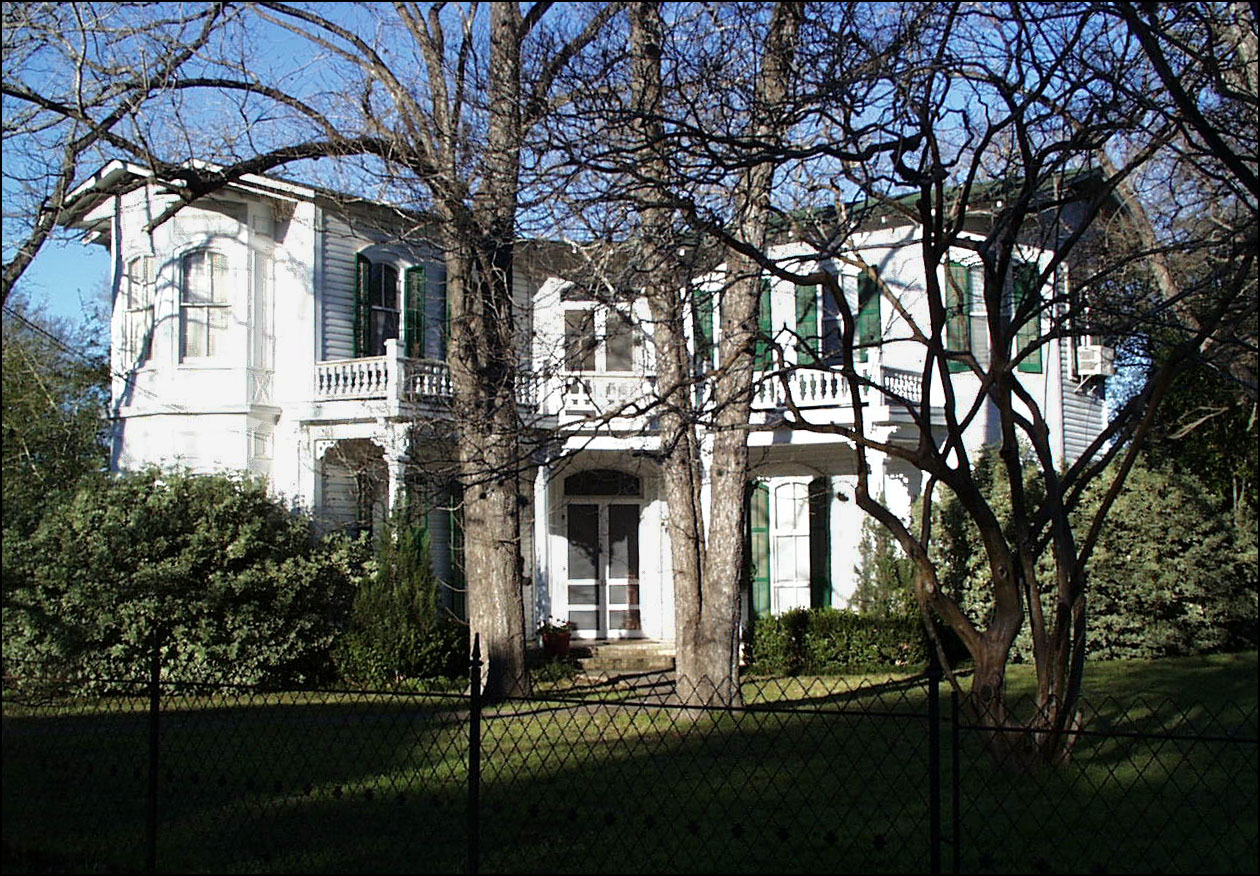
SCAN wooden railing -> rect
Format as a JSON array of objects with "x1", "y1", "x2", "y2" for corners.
[{"x1": 312, "y1": 341, "x2": 926, "y2": 420}]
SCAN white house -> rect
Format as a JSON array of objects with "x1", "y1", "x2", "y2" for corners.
[{"x1": 63, "y1": 161, "x2": 1112, "y2": 643}]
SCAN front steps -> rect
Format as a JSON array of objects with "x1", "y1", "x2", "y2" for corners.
[{"x1": 568, "y1": 639, "x2": 676, "y2": 675}]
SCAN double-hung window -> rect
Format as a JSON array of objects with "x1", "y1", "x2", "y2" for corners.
[
  {"x1": 180, "y1": 250, "x2": 229, "y2": 360},
  {"x1": 945, "y1": 261, "x2": 974, "y2": 372},
  {"x1": 124, "y1": 255, "x2": 155, "y2": 364},
  {"x1": 563, "y1": 286, "x2": 635, "y2": 373}
]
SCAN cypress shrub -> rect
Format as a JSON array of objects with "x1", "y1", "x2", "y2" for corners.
[{"x1": 749, "y1": 607, "x2": 928, "y2": 675}]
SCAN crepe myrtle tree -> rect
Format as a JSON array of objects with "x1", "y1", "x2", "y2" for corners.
[{"x1": 739, "y1": 2, "x2": 1257, "y2": 764}]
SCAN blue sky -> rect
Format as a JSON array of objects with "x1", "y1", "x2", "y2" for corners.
[{"x1": 15, "y1": 235, "x2": 112, "y2": 328}]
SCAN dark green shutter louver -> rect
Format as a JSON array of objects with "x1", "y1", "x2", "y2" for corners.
[
  {"x1": 405, "y1": 265, "x2": 426, "y2": 358},
  {"x1": 946, "y1": 262, "x2": 971, "y2": 372},
  {"x1": 1013, "y1": 264, "x2": 1043, "y2": 373},
  {"x1": 857, "y1": 272, "x2": 880, "y2": 363},
  {"x1": 749, "y1": 481, "x2": 771, "y2": 618},
  {"x1": 449, "y1": 503, "x2": 465, "y2": 620},
  {"x1": 696, "y1": 287, "x2": 716, "y2": 369},
  {"x1": 795, "y1": 284, "x2": 819, "y2": 365},
  {"x1": 808, "y1": 478, "x2": 831, "y2": 608},
  {"x1": 756, "y1": 278, "x2": 773, "y2": 370},
  {"x1": 354, "y1": 254, "x2": 371, "y2": 358},
  {"x1": 436, "y1": 272, "x2": 449, "y2": 361}
]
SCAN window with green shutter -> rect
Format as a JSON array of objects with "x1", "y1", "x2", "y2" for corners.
[
  {"x1": 856, "y1": 271, "x2": 880, "y2": 363},
  {"x1": 795, "y1": 284, "x2": 819, "y2": 365},
  {"x1": 1012, "y1": 263, "x2": 1043, "y2": 373},
  {"x1": 404, "y1": 265, "x2": 425, "y2": 358},
  {"x1": 945, "y1": 261, "x2": 972, "y2": 372}
]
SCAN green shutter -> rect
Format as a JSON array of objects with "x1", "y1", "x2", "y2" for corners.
[
  {"x1": 1013, "y1": 264, "x2": 1043, "y2": 373},
  {"x1": 696, "y1": 287, "x2": 716, "y2": 369},
  {"x1": 749, "y1": 481, "x2": 771, "y2": 618},
  {"x1": 857, "y1": 272, "x2": 880, "y2": 363},
  {"x1": 808, "y1": 478, "x2": 831, "y2": 609},
  {"x1": 354, "y1": 254, "x2": 371, "y2": 358},
  {"x1": 405, "y1": 266, "x2": 426, "y2": 358},
  {"x1": 795, "y1": 284, "x2": 819, "y2": 365},
  {"x1": 946, "y1": 262, "x2": 971, "y2": 372},
  {"x1": 756, "y1": 277, "x2": 773, "y2": 370},
  {"x1": 449, "y1": 502, "x2": 465, "y2": 621}
]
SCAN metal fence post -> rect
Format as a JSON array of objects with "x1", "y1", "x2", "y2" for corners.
[
  {"x1": 951, "y1": 687, "x2": 961, "y2": 875},
  {"x1": 468, "y1": 633, "x2": 482, "y2": 876},
  {"x1": 927, "y1": 649, "x2": 942, "y2": 876},
  {"x1": 145, "y1": 627, "x2": 161, "y2": 874}
]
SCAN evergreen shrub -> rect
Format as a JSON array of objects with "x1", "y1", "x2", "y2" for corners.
[{"x1": 749, "y1": 607, "x2": 927, "y2": 675}]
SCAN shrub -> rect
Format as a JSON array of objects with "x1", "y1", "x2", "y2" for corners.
[
  {"x1": 749, "y1": 607, "x2": 927, "y2": 675},
  {"x1": 852, "y1": 505, "x2": 916, "y2": 617},
  {"x1": 333, "y1": 516, "x2": 468, "y2": 685},
  {"x1": 930, "y1": 448, "x2": 1258, "y2": 662},
  {"x1": 1, "y1": 469, "x2": 370, "y2": 687}
]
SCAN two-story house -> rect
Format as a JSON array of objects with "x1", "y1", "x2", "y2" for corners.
[{"x1": 63, "y1": 161, "x2": 1112, "y2": 644}]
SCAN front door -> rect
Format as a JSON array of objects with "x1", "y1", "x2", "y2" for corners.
[{"x1": 566, "y1": 502, "x2": 642, "y2": 638}]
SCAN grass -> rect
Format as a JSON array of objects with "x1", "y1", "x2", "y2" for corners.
[{"x1": 3, "y1": 653, "x2": 1256, "y2": 873}]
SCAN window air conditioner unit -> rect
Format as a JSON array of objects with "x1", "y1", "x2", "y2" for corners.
[{"x1": 1076, "y1": 342, "x2": 1115, "y2": 377}]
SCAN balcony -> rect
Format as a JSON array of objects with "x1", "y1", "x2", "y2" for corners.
[
  {"x1": 311, "y1": 339, "x2": 533, "y2": 415},
  {"x1": 312, "y1": 340, "x2": 925, "y2": 427},
  {"x1": 752, "y1": 361, "x2": 923, "y2": 411}
]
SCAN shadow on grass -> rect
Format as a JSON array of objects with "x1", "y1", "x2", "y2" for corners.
[{"x1": 2, "y1": 654, "x2": 1256, "y2": 874}]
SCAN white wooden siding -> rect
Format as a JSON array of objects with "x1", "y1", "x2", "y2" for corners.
[
  {"x1": 321, "y1": 215, "x2": 359, "y2": 360},
  {"x1": 1060, "y1": 350, "x2": 1107, "y2": 464}
]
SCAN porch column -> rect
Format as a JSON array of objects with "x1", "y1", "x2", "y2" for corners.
[{"x1": 532, "y1": 462, "x2": 551, "y2": 635}]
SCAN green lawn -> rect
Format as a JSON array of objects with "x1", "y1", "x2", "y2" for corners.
[{"x1": 3, "y1": 653, "x2": 1256, "y2": 873}]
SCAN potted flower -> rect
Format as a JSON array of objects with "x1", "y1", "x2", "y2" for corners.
[{"x1": 537, "y1": 617, "x2": 576, "y2": 658}]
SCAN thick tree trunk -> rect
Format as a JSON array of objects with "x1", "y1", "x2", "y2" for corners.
[{"x1": 443, "y1": 3, "x2": 530, "y2": 700}]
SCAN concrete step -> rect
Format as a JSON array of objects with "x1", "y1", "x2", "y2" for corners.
[{"x1": 570, "y1": 639, "x2": 676, "y2": 674}]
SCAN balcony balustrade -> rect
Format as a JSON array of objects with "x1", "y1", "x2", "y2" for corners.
[{"x1": 312, "y1": 339, "x2": 925, "y2": 423}]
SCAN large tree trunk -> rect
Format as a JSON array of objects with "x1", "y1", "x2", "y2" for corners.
[
  {"x1": 445, "y1": 1, "x2": 530, "y2": 699},
  {"x1": 629, "y1": 2, "x2": 803, "y2": 707}
]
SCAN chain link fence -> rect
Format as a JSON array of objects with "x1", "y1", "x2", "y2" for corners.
[{"x1": 4, "y1": 642, "x2": 1256, "y2": 873}]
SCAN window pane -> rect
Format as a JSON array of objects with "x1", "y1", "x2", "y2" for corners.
[
  {"x1": 610, "y1": 609, "x2": 641, "y2": 631},
  {"x1": 775, "y1": 482, "x2": 808, "y2": 532},
  {"x1": 567, "y1": 584, "x2": 598, "y2": 605},
  {"x1": 605, "y1": 310, "x2": 634, "y2": 372},
  {"x1": 208, "y1": 252, "x2": 228, "y2": 303},
  {"x1": 567, "y1": 504, "x2": 598, "y2": 580},
  {"x1": 568, "y1": 610, "x2": 598, "y2": 630},
  {"x1": 183, "y1": 253, "x2": 209, "y2": 304},
  {"x1": 207, "y1": 306, "x2": 229, "y2": 357},
  {"x1": 565, "y1": 310, "x2": 596, "y2": 371},
  {"x1": 608, "y1": 504, "x2": 639, "y2": 581},
  {"x1": 183, "y1": 308, "x2": 206, "y2": 358},
  {"x1": 370, "y1": 263, "x2": 398, "y2": 308}
]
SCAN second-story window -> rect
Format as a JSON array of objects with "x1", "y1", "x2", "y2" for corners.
[
  {"x1": 180, "y1": 250, "x2": 229, "y2": 360},
  {"x1": 354, "y1": 255, "x2": 399, "y2": 357},
  {"x1": 563, "y1": 287, "x2": 635, "y2": 373},
  {"x1": 564, "y1": 308, "x2": 632, "y2": 372},
  {"x1": 124, "y1": 255, "x2": 154, "y2": 365}
]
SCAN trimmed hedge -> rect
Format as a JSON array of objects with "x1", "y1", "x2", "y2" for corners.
[{"x1": 748, "y1": 607, "x2": 928, "y2": 675}]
